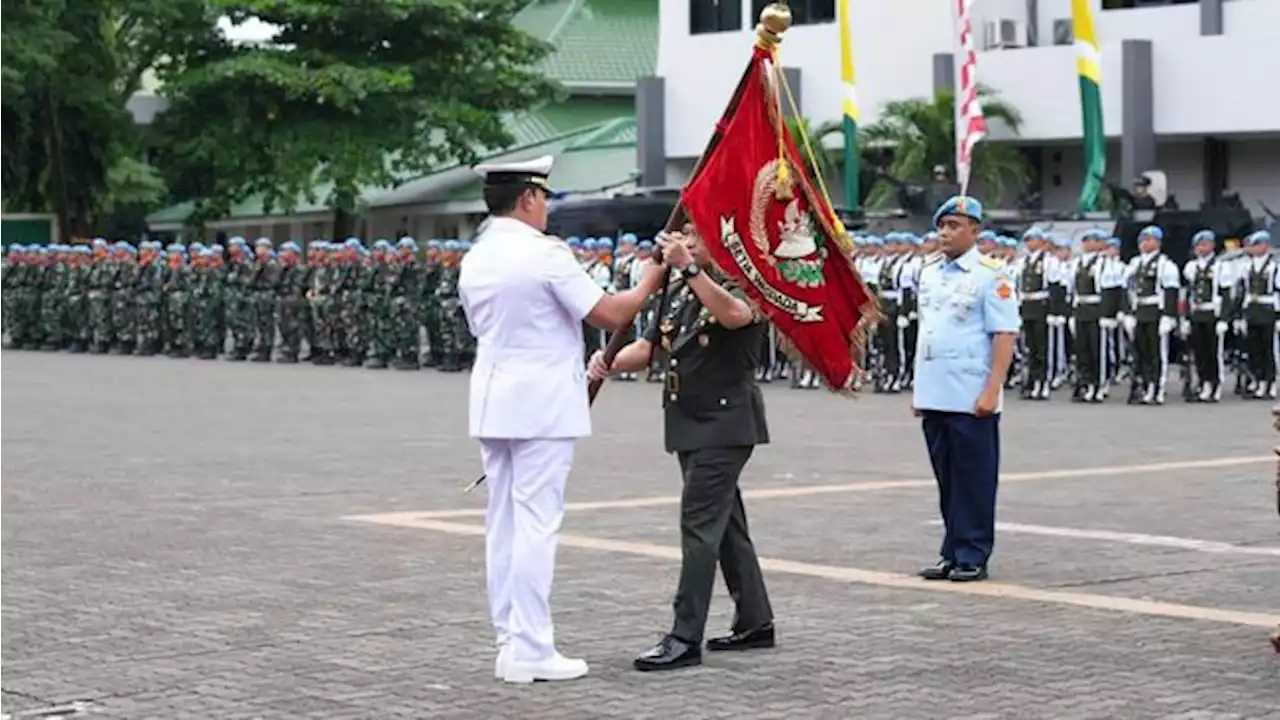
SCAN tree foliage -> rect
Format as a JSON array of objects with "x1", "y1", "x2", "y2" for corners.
[
  {"x1": 860, "y1": 86, "x2": 1031, "y2": 208},
  {"x1": 1, "y1": 0, "x2": 206, "y2": 237},
  {"x1": 152, "y1": 0, "x2": 562, "y2": 233}
]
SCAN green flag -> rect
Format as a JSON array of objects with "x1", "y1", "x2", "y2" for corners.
[{"x1": 1073, "y1": 0, "x2": 1105, "y2": 212}]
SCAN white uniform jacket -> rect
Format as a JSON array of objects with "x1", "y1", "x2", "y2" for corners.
[{"x1": 459, "y1": 217, "x2": 606, "y2": 440}]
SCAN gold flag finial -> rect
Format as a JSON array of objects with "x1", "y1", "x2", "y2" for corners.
[{"x1": 755, "y1": 3, "x2": 792, "y2": 51}]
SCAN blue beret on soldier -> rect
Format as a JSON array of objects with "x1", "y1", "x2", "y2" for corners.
[
  {"x1": 1022, "y1": 227, "x2": 1044, "y2": 241},
  {"x1": 1138, "y1": 225, "x2": 1163, "y2": 242},
  {"x1": 1052, "y1": 234, "x2": 1072, "y2": 249},
  {"x1": 621, "y1": 232, "x2": 638, "y2": 245},
  {"x1": 443, "y1": 240, "x2": 461, "y2": 252},
  {"x1": 373, "y1": 238, "x2": 392, "y2": 250},
  {"x1": 1001, "y1": 236, "x2": 1018, "y2": 248},
  {"x1": 425, "y1": 239, "x2": 441, "y2": 248},
  {"x1": 76, "y1": 246, "x2": 91, "y2": 254},
  {"x1": 253, "y1": 237, "x2": 272, "y2": 248},
  {"x1": 397, "y1": 238, "x2": 419, "y2": 252},
  {"x1": 977, "y1": 230, "x2": 998, "y2": 243},
  {"x1": 637, "y1": 239, "x2": 654, "y2": 250},
  {"x1": 91, "y1": 237, "x2": 107, "y2": 247},
  {"x1": 1193, "y1": 229, "x2": 1216, "y2": 245},
  {"x1": 1246, "y1": 230, "x2": 1272, "y2": 246},
  {"x1": 1107, "y1": 236, "x2": 1121, "y2": 248},
  {"x1": 597, "y1": 237, "x2": 614, "y2": 250},
  {"x1": 281, "y1": 241, "x2": 300, "y2": 253},
  {"x1": 229, "y1": 236, "x2": 246, "y2": 246},
  {"x1": 933, "y1": 195, "x2": 985, "y2": 228},
  {"x1": 583, "y1": 238, "x2": 599, "y2": 250}
]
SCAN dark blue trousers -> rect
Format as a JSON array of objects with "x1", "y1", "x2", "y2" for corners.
[{"x1": 921, "y1": 411, "x2": 1000, "y2": 567}]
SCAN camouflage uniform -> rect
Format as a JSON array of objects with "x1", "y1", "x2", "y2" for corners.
[
  {"x1": 163, "y1": 246, "x2": 193, "y2": 358},
  {"x1": 87, "y1": 241, "x2": 117, "y2": 353},
  {"x1": 33, "y1": 249, "x2": 60, "y2": 350},
  {"x1": 133, "y1": 242, "x2": 167, "y2": 356},
  {"x1": 366, "y1": 240, "x2": 395, "y2": 369},
  {"x1": 274, "y1": 243, "x2": 308, "y2": 363},
  {"x1": 224, "y1": 239, "x2": 255, "y2": 360},
  {"x1": 192, "y1": 249, "x2": 224, "y2": 359},
  {"x1": 420, "y1": 241, "x2": 443, "y2": 366},
  {"x1": 337, "y1": 240, "x2": 367, "y2": 366},
  {"x1": 434, "y1": 240, "x2": 465, "y2": 372},
  {"x1": 249, "y1": 239, "x2": 280, "y2": 362},
  {"x1": 309, "y1": 245, "x2": 338, "y2": 365},
  {"x1": 64, "y1": 248, "x2": 92, "y2": 352},
  {"x1": 388, "y1": 238, "x2": 422, "y2": 369},
  {"x1": 109, "y1": 243, "x2": 139, "y2": 354}
]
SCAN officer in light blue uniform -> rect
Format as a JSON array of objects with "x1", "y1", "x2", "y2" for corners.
[{"x1": 913, "y1": 195, "x2": 1021, "y2": 582}]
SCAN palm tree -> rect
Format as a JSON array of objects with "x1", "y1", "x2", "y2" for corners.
[{"x1": 859, "y1": 85, "x2": 1031, "y2": 208}]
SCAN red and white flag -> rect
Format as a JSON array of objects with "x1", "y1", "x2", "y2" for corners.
[{"x1": 954, "y1": 0, "x2": 987, "y2": 195}]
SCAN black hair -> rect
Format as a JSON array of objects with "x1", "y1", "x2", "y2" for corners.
[{"x1": 483, "y1": 184, "x2": 529, "y2": 216}]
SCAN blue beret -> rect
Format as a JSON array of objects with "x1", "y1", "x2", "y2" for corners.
[
  {"x1": 443, "y1": 240, "x2": 461, "y2": 251},
  {"x1": 1246, "y1": 230, "x2": 1272, "y2": 246},
  {"x1": 167, "y1": 243, "x2": 186, "y2": 253},
  {"x1": 200, "y1": 248, "x2": 216, "y2": 258},
  {"x1": 76, "y1": 246, "x2": 91, "y2": 254},
  {"x1": 1138, "y1": 225, "x2": 1163, "y2": 241},
  {"x1": 425, "y1": 239, "x2": 441, "y2": 248},
  {"x1": 933, "y1": 195, "x2": 984, "y2": 228},
  {"x1": 1022, "y1": 227, "x2": 1044, "y2": 241},
  {"x1": 373, "y1": 238, "x2": 392, "y2": 249},
  {"x1": 91, "y1": 238, "x2": 108, "y2": 246},
  {"x1": 211, "y1": 243, "x2": 224, "y2": 252},
  {"x1": 869, "y1": 235, "x2": 885, "y2": 247},
  {"x1": 597, "y1": 238, "x2": 614, "y2": 250},
  {"x1": 230, "y1": 236, "x2": 247, "y2": 246},
  {"x1": 1000, "y1": 236, "x2": 1018, "y2": 248},
  {"x1": 1192, "y1": 229, "x2": 1216, "y2": 244},
  {"x1": 637, "y1": 239, "x2": 654, "y2": 249},
  {"x1": 977, "y1": 230, "x2": 998, "y2": 242},
  {"x1": 396, "y1": 238, "x2": 418, "y2": 251},
  {"x1": 583, "y1": 238, "x2": 599, "y2": 250},
  {"x1": 281, "y1": 242, "x2": 300, "y2": 253},
  {"x1": 620, "y1": 233, "x2": 638, "y2": 244},
  {"x1": 1052, "y1": 235, "x2": 1072, "y2": 248},
  {"x1": 1107, "y1": 236, "x2": 1121, "y2": 248}
]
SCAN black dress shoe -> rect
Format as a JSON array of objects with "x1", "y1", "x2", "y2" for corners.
[
  {"x1": 706, "y1": 623, "x2": 775, "y2": 652},
  {"x1": 633, "y1": 635, "x2": 701, "y2": 671},
  {"x1": 949, "y1": 564, "x2": 988, "y2": 582},
  {"x1": 918, "y1": 559, "x2": 954, "y2": 580}
]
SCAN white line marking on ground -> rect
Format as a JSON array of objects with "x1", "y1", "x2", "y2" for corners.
[
  {"x1": 929, "y1": 520, "x2": 1280, "y2": 557},
  {"x1": 344, "y1": 515, "x2": 1280, "y2": 629},
  {"x1": 397, "y1": 454, "x2": 1272, "y2": 520}
]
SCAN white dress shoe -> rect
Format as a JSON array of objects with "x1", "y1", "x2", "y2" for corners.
[
  {"x1": 494, "y1": 645, "x2": 511, "y2": 680},
  {"x1": 502, "y1": 653, "x2": 589, "y2": 684}
]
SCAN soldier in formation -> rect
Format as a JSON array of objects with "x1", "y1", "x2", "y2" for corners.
[
  {"x1": 1, "y1": 235, "x2": 477, "y2": 372},
  {"x1": 842, "y1": 223, "x2": 1276, "y2": 405}
]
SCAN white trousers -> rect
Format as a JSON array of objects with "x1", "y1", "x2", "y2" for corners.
[{"x1": 481, "y1": 438, "x2": 574, "y2": 663}]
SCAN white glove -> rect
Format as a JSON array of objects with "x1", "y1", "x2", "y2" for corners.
[
  {"x1": 896, "y1": 315, "x2": 910, "y2": 329},
  {"x1": 1122, "y1": 315, "x2": 1138, "y2": 334},
  {"x1": 1068, "y1": 317, "x2": 1076, "y2": 335},
  {"x1": 586, "y1": 349, "x2": 611, "y2": 381},
  {"x1": 1158, "y1": 316, "x2": 1176, "y2": 336},
  {"x1": 1099, "y1": 318, "x2": 1117, "y2": 330},
  {"x1": 1179, "y1": 318, "x2": 1192, "y2": 338},
  {"x1": 908, "y1": 311, "x2": 918, "y2": 321},
  {"x1": 1275, "y1": 319, "x2": 1280, "y2": 333},
  {"x1": 1215, "y1": 320, "x2": 1228, "y2": 336},
  {"x1": 1233, "y1": 319, "x2": 1247, "y2": 335},
  {"x1": 1047, "y1": 315, "x2": 1063, "y2": 327}
]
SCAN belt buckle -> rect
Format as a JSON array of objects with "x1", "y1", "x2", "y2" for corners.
[{"x1": 665, "y1": 370, "x2": 680, "y2": 394}]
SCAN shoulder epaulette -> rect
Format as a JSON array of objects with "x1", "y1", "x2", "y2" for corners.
[{"x1": 978, "y1": 255, "x2": 1003, "y2": 270}]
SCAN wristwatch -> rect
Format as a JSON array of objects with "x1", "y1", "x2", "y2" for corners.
[{"x1": 680, "y1": 264, "x2": 701, "y2": 279}]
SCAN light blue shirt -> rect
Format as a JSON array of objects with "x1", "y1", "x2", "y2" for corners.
[{"x1": 913, "y1": 245, "x2": 1022, "y2": 414}]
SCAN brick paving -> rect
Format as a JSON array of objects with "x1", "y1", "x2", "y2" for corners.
[{"x1": 2, "y1": 351, "x2": 1278, "y2": 719}]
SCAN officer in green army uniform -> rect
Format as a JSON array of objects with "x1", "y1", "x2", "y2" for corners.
[
  {"x1": 276, "y1": 241, "x2": 309, "y2": 363},
  {"x1": 308, "y1": 241, "x2": 338, "y2": 365},
  {"x1": 37, "y1": 245, "x2": 66, "y2": 351},
  {"x1": 334, "y1": 238, "x2": 363, "y2": 366},
  {"x1": 588, "y1": 224, "x2": 774, "y2": 672},
  {"x1": 163, "y1": 244, "x2": 192, "y2": 358}
]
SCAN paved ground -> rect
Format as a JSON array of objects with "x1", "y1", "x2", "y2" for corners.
[{"x1": 2, "y1": 351, "x2": 1278, "y2": 719}]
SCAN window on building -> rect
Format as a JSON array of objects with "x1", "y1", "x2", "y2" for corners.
[
  {"x1": 690, "y1": 0, "x2": 742, "y2": 35},
  {"x1": 752, "y1": 0, "x2": 835, "y2": 27}
]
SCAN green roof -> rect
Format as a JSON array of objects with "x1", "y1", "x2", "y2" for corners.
[
  {"x1": 147, "y1": 98, "x2": 635, "y2": 226},
  {"x1": 515, "y1": 0, "x2": 657, "y2": 88}
]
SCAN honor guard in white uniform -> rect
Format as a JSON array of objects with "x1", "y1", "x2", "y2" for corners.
[
  {"x1": 1015, "y1": 228, "x2": 1055, "y2": 399},
  {"x1": 1182, "y1": 230, "x2": 1231, "y2": 401},
  {"x1": 1123, "y1": 226, "x2": 1181, "y2": 404},
  {"x1": 1071, "y1": 231, "x2": 1124, "y2": 402},
  {"x1": 1235, "y1": 230, "x2": 1280, "y2": 399},
  {"x1": 459, "y1": 155, "x2": 663, "y2": 684},
  {"x1": 1100, "y1": 236, "x2": 1129, "y2": 386},
  {"x1": 1046, "y1": 234, "x2": 1073, "y2": 389}
]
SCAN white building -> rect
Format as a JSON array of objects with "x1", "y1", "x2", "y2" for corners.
[{"x1": 639, "y1": 0, "x2": 1280, "y2": 213}]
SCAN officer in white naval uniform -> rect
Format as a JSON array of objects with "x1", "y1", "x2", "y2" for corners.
[{"x1": 459, "y1": 155, "x2": 664, "y2": 684}]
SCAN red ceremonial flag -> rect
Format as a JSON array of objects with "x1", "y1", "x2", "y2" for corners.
[{"x1": 680, "y1": 33, "x2": 879, "y2": 393}]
